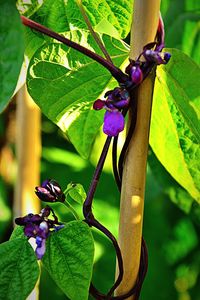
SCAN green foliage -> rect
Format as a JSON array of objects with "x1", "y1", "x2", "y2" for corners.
[
  {"x1": 0, "y1": 238, "x2": 39, "y2": 300},
  {"x1": 42, "y1": 221, "x2": 94, "y2": 300},
  {"x1": 65, "y1": 182, "x2": 86, "y2": 204},
  {"x1": 151, "y1": 48, "x2": 200, "y2": 203},
  {"x1": 0, "y1": 0, "x2": 24, "y2": 112},
  {"x1": 27, "y1": 36, "x2": 129, "y2": 158}
]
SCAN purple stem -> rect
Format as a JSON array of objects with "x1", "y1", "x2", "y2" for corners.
[{"x1": 21, "y1": 16, "x2": 128, "y2": 84}]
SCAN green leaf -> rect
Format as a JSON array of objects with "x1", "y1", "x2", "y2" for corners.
[
  {"x1": 151, "y1": 48, "x2": 200, "y2": 202},
  {"x1": 0, "y1": 0, "x2": 25, "y2": 113},
  {"x1": 66, "y1": 182, "x2": 86, "y2": 204},
  {"x1": 17, "y1": 0, "x2": 43, "y2": 17},
  {"x1": 42, "y1": 221, "x2": 94, "y2": 300},
  {"x1": 27, "y1": 34, "x2": 129, "y2": 158},
  {"x1": 0, "y1": 238, "x2": 39, "y2": 300},
  {"x1": 166, "y1": 12, "x2": 200, "y2": 64},
  {"x1": 82, "y1": 0, "x2": 133, "y2": 39},
  {"x1": 10, "y1": 226, "x2": 25, "y2": 240},
  {"x1": 148, "y1": 149, "x2": 194, "y2": 214}
]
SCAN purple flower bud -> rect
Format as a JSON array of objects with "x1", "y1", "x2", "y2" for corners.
[
  {"x1": 93, "y1": 99, "x2": 105, "y2": 110},
  {"x1": 144, "y1": 50, "x2": 171, "y2": 65},
  {"x1": 103, "y1": 111, "x2": 125, "y2": 136},
  {"x1": 164, "y1": 52, "x2": 171, "y2": 63},
  {"x1": 130, "y1": 65, "x2": 143, "y2": 84},
  {"x1": 35, "y1": 179, "x2": 65, "y2": 203}
]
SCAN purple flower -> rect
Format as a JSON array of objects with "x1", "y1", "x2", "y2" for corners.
[
  {"x1": 93, "y1": 87, "x2": 129, "y2": 136},
  {"x1": 103, "y1": 111, "x2": 125, "y2": 136},
  {"x1": 15, "y1": 206, "x2": 64, "y2": 260},
  {"x1": 35, "y1": 179, "x2": 65, "y2": 203}
]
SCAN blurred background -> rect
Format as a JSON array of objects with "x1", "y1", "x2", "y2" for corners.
[{"x1": 0, "y1": 0, "x2": 200, "y2": 299}]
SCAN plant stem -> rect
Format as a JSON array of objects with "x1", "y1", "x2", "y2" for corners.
[
  {"x1": 76, "y1": 0, "x2": 113, "y2": 63},
  {"x1": 63, "y1": 201, "x2": 80, "y2": 220},
  {"x1": 115, "y1": 1, "x2": 161, "y2": 299},
  {"x1": 21, "y1": 16, "x2": 127, "y2": 83}
]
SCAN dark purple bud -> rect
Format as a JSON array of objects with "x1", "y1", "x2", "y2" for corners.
[
  {"x1": 40, "y1": 206, "x2": 51, "y2": 218},
  {"x1": 164, "y1": 52, "x2": 171, "y2": 63},
  {"x1": 130, "y1": 65, "x2": 143, "y2": 84},
  {"x1": 93, "y1": 99, "x2": 105, "y2": 110},
  {"x1": 35, "y1": 179, "x2": 65, "y2": 203},
  {"x1": 103, "y1": 111, "x2": 125, "y2": 136}
]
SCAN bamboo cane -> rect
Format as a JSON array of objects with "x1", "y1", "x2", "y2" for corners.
[
  {"x1": 14, "y1": 85, "x2": 41, "y2": 300},
  {"x1": 115, "y1": 0, "x2": 161, "y2": 298}
]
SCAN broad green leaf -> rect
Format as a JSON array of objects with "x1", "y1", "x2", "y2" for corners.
[
  {"x1": 66, "y1": 182, "x2": 86, "y2": 204},
  {"x1": 0, "y1": 0, "x2": 25, "y2": 113},
  {"x1": 42, "y1": 221, "x2": 94, "y2": 300},
  {"x1": 0, "y1": 238, "x2": 39, "y2": 300},
  {"x1": 151, "y1": 48, "x2": 200, "y2": 202},
  {"x1": 82, "y1": 0, "x2": 133, "y2": 38},
  {"x1": 27, "y1": 34, "x2": 129, "y2": 158},
  {"x1": 20, "y1": 0, "x2": 133, "y2": 39}
]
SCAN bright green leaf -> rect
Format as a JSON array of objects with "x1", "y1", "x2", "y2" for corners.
[
  {"x1": 0, "y1": 0, "x2": 25, "y2": 113},
  {"x1": 27, "y1": 34, "x2": 129, "y2": 158},
  {"x1": 17, "y1": 0, "x2": 43, "y2": 17},
  {"x1": 151, "y1": 48, "x2": 200, "y2": 202},
  {"x1": 0, "y1": 238, "x2": 39, "y2": 300},
  {"x1": 66, "y1": 182, "x2": 86, "y2": 204},
  {"x1": 82, "y1": 0, "x2": 133, "y2": 38},
  {"x1": 42, "y1": 221, "x2": 94, "y2": 300}
]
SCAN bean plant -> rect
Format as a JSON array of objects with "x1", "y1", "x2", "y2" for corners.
[{"x1": 0, "y1": 0, "x2": 199, "y2": 300}]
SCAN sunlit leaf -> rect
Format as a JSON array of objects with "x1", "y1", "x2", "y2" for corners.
[
  {"x1": 0, "y1": 0, "x2": 24, "y2": 112},
  {"x1": 66, "y1": 182, "x2": 86, "y2": 204},
  {"x1": 0, "y1": 238, "x2": 39, "y2": 300},
  {"x1": 27, "y1": 34, "x2": 129, "y2": 158},
  {"x1": 151, "y1": 48, "x2": 200, "y2": 202},
  {"x1": 42, "y1": 221, "x2": 94, "y2": 300}
]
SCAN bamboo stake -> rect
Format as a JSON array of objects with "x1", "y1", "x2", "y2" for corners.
[
  {"x1": 115, "y1": 0, "x2": 161, "y2": 298},
  {"x1": 14, "y1": 85, "x2": 41, "y2": 300}
]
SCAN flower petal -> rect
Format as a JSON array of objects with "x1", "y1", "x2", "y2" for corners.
[{"x1": 103, "y1": 111, "x2": 125, "y2": 136}]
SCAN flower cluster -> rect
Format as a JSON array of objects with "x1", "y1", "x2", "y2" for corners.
[
  {"x1": 93, "y1": 87, "x2": 130, "y2": 136},
  {"x1": 15, "y1": 206, "x2": 64, "y2": 259},
  {"x1": 35, "y1": 179, "x2": 65, "y2": 203}
]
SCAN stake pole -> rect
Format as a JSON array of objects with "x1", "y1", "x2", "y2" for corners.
[
  {"x1": 14, "y1": 85, "x2": 41, "y2": 300},
  {"x1": 115, "y1": 1, "x2": 161, "y2": 298}
]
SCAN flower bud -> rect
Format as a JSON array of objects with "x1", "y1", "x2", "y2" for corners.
[
  {"x1": 35, "y1": 179, "x2": 65, "y2": 203},
  {"x1": 93, "y1": 99, "x2": 105, "y2": 110},
  {"x1": 130, "y1": 65, "x2": 143, "y2": 84}
]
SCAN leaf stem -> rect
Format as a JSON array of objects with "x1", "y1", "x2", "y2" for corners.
[
  {"x1": 63, "y1": 201, "x2": 80, "y2": 220},
  {"x1": 76, "y1": 0, "x2": 113, "y2": 63},
  {"x1": 21, "y1": 16, "x2": 128, "y2": 83}
]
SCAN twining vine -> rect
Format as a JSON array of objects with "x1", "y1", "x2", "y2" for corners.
[{"x1": 15, "y1": 11, "x2": 171, "y2": 300}]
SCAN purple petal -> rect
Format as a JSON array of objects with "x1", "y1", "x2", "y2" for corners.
[
  {"x1": 35, "y1": 238, "x2": 46, "y2": 260},
  {"x1": 103, "y1": 111, "x2": 125, "y2": 136},
  {"x1": 24, "y1": 223, "x2": 39, "y2": 238}
]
